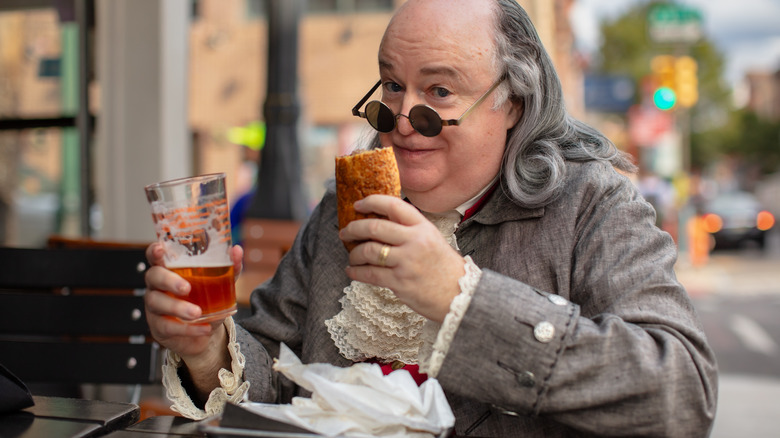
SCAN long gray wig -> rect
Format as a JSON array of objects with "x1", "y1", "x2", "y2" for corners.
[{"x1": 492, "y1": 0, "x2": 636, "y2": 208}]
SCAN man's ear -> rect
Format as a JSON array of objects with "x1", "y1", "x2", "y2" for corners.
[{"x1": 505, "y1": 99, "x2": 523, "y2": 130}]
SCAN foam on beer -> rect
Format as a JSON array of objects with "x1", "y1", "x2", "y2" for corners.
[
  {"x1": 162, "y1": 229, "x2": 232, "y2": 268},
  {"x1": 150, "y1": 198, "x2": 233, "y2": 269}
]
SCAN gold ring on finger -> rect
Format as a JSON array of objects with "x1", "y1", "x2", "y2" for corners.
[{"x1": 378, "y1": 244, "x2": 391, "y2": 267}]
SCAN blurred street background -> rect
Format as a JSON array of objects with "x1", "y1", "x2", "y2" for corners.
[
  {"x1": 677, "y1": 224, "x2": 780, "y2": 437},
  {"x1": 1, "y1": 0, "x2": 779, "y2": 434}
]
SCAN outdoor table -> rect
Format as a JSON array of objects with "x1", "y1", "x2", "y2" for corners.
[
  {"x1": 102, "y1": 401, "x2": 460, "y2": 437},
  {"x1": 105, "y1": 415, "x2": 204, "y2": 437},
  {"x1": 0, "y1": 395, "x2": 140, "y2": 438}
]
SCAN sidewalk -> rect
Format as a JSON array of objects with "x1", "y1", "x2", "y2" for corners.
[
  {"x1": 674, "y1": 250, "x2": 780, "y2": 297},
  {"x1": 711, "y1": 374, "x2": 780, "y2": 437}
]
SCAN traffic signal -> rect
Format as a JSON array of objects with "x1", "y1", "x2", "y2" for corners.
[
  {"x1": 650, "y1": 55, "x2": 677, "y2": 110},
  {"x1": 651, "y1": 55, "x2": 676, "y2": 89},
  {"x1": 653, "y1": 87, "x2": 676, "y2": 110},
  {"x1": 649, "y1": 55, "x2": 699, "y2": 110},
  {"x1": 675, "y1": 56, "x2": 698, "y2": 107}
]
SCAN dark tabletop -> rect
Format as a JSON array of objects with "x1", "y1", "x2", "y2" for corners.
[{"x1": 0, "y1": 395, "x2": 140, "y2": 438}]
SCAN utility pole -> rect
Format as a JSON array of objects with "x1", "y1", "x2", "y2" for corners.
[{"x1": 246, "y1": 0, "x2": 306, "y2": 221}]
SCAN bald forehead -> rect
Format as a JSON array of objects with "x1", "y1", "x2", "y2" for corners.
[
  {"x1": 388, "y1": 0, "x2": 497, "y2": 38},
  {"x1": 380, "y1": 0, "x2": 498, "y2": 72}
]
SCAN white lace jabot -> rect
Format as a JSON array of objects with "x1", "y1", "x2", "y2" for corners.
[{"x1": 325, "y1": 207, "x2": 482, "y2": 377}]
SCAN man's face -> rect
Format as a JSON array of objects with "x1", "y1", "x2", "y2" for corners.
[{"x1": 376, "y1": 0, "x2": 519, "y2": 213}]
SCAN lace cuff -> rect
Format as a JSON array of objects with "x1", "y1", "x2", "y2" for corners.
[
  {"x1": 161, "y1": 317, "x2": 250, "y2": 419},
  {"x1": 419, "y1": 255, "x2": 482, "y2": 377}
]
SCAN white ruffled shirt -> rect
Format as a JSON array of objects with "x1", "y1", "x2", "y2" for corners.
[
  {"x1": 162, "y1": 183, "x2": 493, "y2": 419},
  {"x1": 324, "y1": 208, "x2": 481, "y2": 377}
]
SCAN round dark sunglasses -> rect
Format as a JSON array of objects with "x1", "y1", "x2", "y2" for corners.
[{"x1": 351, "y1": 79, "x2": 504, "y2": 137}]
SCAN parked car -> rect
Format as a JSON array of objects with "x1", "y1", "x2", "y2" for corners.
[{"x1": 701, "y1": 191, "x2": 775, "y2": 250}]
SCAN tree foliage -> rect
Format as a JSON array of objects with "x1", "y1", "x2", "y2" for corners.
[
  {"x1": 597, "y1": 0, "x2": 731, "y2": 112},
  {"x1": 725, "y1": 111, "x2": 780, "y2": 174},
  {"x1": 593, "y1": 0, "x2": 780, "y2": 176}
]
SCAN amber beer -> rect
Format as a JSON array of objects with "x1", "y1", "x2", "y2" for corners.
[
  {"x1": 169, "y1": 264, "x2": 236, "y2": 321},
  {"x1": 146, "y1": 173, "x2": 237, "y2": 323}
]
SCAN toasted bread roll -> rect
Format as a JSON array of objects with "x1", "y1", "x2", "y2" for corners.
[{"x1": 335, "y1": 147, "x2": 401, "y2": 251}]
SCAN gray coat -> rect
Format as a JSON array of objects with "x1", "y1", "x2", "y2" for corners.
[{"x1": 235, "y1": 160, "x2": 718, "y2": 437}]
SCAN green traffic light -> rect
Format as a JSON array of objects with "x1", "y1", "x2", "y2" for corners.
[{"x1": 653, "y1": 87, "x2": 676, "y2": 110}]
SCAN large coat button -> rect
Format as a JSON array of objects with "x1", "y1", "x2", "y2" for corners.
[
  {"x1": 548, "y1": 294, "x2": 568, "y2": 306},
  {"x1": 516, "y1": 370, "x2": 536, "y2": 388},
  {"x1": 534, "y1": 321, "x2": 555, "y2": 343}
]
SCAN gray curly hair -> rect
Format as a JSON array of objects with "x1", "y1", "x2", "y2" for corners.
[{"x1": 491, "y1": 0, "x2": 636, "y2": 208}]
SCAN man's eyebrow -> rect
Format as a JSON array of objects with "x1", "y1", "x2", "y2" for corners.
[
  {"x1": 419, "y1": 65, "x2": 460, "y2": 79},
  {"x1": 379, "y1": 59, "x2": 393, "y2": 72},
  {"x1": 377, "y1": 60, "x2": 461, "y2": 80}
]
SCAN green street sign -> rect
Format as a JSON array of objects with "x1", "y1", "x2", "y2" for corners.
[{"x1": 648, "y1": 4, "x2": 703, "y2": 43}]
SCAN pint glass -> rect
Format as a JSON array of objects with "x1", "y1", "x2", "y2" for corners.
[{"x1": 145, "y1": 173, "x2": 237, "y2": 323}]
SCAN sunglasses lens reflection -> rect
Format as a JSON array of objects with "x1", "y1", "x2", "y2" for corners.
[
  {"x1": 409, "y1": 106, "x2": 441, "y2": 137},
  {"x1": 366, "y1": 101, "x2": 396, "y2": 133}
]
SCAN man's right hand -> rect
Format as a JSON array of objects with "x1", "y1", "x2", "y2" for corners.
[{"x1": 143, "y1": 243, "x2": 243, "y2": 377}]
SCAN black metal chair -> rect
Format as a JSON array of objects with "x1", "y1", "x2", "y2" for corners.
[{"x1": 0, "y1": 246, "x2": 159, "y2": 404}]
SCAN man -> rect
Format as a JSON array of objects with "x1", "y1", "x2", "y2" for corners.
[{"x1": 145, "y1": 0, "x2": 717, "y2": 435}]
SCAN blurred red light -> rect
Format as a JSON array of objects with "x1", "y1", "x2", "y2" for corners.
[
  {"x1": 757, "y1": 211, "x2": 775, "y2": 231},
  {"x1": 702, "y1": 213, "x2": 722, "y2": 234}
]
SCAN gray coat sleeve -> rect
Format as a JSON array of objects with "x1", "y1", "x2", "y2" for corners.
[
  {"x1": 437, "y1": 162, "x2": 718, "y2": 436},
  {"x1": 235, "y1": 188, "x2": 351, "y2": 404},
  {"x1": 234, "y1": 191, "x2": 326, "y2": 404}
]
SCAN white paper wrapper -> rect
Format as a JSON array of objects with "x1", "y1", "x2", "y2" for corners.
[{"x1": 241, "y1": 343, "x2": 455, "y2": 437}]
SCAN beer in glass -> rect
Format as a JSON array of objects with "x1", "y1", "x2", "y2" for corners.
[{"x1": 145, "y1": 173, "x2": 237, "y2": 322}]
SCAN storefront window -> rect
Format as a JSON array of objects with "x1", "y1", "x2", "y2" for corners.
[{"x1": 0, "y1": 5, "x2": 89, "y2": 246}]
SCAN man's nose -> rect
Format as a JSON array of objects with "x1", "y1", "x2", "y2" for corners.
[
  {"x1": 394, "y1": 113, "x2": 416, "y2": 135},
  {"x1": 394, "y1": 95, "x2": 420, "y2": 135}
]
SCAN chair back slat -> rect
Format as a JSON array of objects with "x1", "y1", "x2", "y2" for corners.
[
  {"x1": 1, "y1": 341, "x2": 159, "y2": 384},
  {"x1": 0, "y1": 247, "x2": 147, "y2": 290},
  {"x1": 0, "y1": 293, "x2": 148, "y2": 336},
  {"x1": 0, "y1": 245, "x2": 158, "y2": 387}
]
